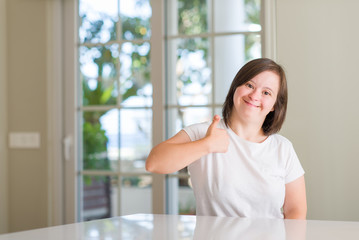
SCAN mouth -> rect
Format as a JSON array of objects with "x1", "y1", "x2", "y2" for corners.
[{"x1": 244, "y1": 100, "x2": 260, "y2": 108}]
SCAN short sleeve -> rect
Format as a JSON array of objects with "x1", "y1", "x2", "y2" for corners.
[
  {"x1": 183, "y1": 122, "x2": 210, "y2": 142},
  {"x1": 285, "y1": 143, "x2": 305, "y2": 184}
]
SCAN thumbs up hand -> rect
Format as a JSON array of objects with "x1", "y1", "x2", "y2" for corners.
[{"x1": 205, "y1": 115, "x2": 229, "y2": 153}]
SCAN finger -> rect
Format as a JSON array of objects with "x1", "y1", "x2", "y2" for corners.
[{"x1": 209, "y1": 115, "x2": 220, "y2": 130}]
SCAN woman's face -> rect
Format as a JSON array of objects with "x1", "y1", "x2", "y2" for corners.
[{"x1": 231, "y1": 71, "x2": 280, "y2": 125}]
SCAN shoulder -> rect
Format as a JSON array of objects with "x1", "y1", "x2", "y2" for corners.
[
  {"x1": 268, "y1": 134, "x2": 297, "y2": 155},
  {"x1": 270, "y1": 133, "x2": 294, "y2": 146},
  {"x1": 183, "y1": 120, "x2": 211, "y2": 141}
]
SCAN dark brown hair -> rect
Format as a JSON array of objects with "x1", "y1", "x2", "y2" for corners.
[{"x1": 222, "y1": 58, "x2": 288, "y2": 136}]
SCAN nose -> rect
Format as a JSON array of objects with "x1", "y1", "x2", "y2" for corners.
[{"x1": 248, "y1": 89, "x2": 261, "y2": 101}]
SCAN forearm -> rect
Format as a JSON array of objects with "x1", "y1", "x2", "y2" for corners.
[
  {"x1": 283, "y1": 208, "x2": 307, "y2": 220},
  {"x1": 145, "y1": 138, "x2": 210, "y2": 174}
]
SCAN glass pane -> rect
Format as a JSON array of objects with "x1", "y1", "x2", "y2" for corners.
[
  {"x1": 98, "y1": 109, "x2": 120, "y2": 171},
  {"x1": 166, "y1": 107, "x2": 211, "y2": 138},
  {"x1": 214, "y1": 34, "x2": 261, "y2": 104},
  {"x1": 214, "y1": 0, "x2": 261, "y2": 33},
  {"x1": 121, "y1": 176, "x2": 152, "y2": 215},
  {"x1": 245, "y1": 34, "x2": 261, "y2": 61},
  {"x1": 120, "y1": 0, "x2": 152, "y2": 40},
  {"x1": 79, "y1": 0, "x2": 118, "y2": 43},
  {"x1": 179, "y1": 177, "x2": 196, "y2": 215},
  {"x1": 167, "y1": 176, "x2": 196, "y2": 215},
  {"x1": 120, "y1": 42, "x2": 152, "y2": 107},
  {"x1": 167, "y1": 38, "x2": 211, "y2": 106},
  {"x1": 167, "y1": 0, "x2": 209, "y2": 36},
  {"x1": 83, "y1": 110, "x2": 115, "y2": 171},
  {"x1": 120, "y1": 109, "x2": 152, "y2": 172},
  {"x1": 80, "y1": 45, "x2": 119, "y2": 106},
  {"x1": 82, "y1": 175, "x2": 117, "y2": 221},
  {"x1": 214, "y1": 107, "x2": 222, "y2": 118}
]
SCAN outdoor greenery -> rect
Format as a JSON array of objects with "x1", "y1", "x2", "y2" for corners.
[{"x1": 80, "y1": 9, "x2": 151, "y2": 178}]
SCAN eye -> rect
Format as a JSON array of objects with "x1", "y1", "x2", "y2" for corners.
[
  {"x1": 263, "y1": 91, "x2": 272, "y2": 96},
  {"x1": 245, "y1": 83, "x2": 254, "y2": 89}
]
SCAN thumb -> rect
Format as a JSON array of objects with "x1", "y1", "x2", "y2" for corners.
[{"x1": 209, "y1": 115, "x2": 220, "y2": 129}]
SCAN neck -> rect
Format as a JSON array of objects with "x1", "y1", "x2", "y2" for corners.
[{"x1": 228, "y1": 116, "x2": 267, "y2": 143}]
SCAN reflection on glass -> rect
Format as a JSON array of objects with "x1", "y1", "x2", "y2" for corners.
[
  {"x1": 80, "y1": 45, "x2": 119, "y2": 106},
  {"x1": 120, "y1": 109, "x2": 152, "y2": 172},
  {"x1": 121, "y1": 176, "x2": 152, "y2": 215},
  {"x1": 79, "y1": 0, "x2": 118, "y2": 43},
  {"x1": 83, "y1": 110, "x2": 113, "y2": 171},
  {"x1": 193, "y1": 217, "x2": 285, "y2": 240},
  {"x1": 120, "y1": 42, "x2": 152, "y2": 107},
  {"x1": 167, "y1": 38, "x2": 211, "y2": 106},
  {"x1": 82, "y1": 175, "x2": 117, "y2": 221},
  {"x1": 120, "y1": 0, "x2": 152, "y2": 40},
  {"x1": 214, "y1": 0, "x2": 261, "y2": 33}
]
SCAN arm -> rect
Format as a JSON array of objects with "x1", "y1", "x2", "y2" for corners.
[
  {"x1": 145, "y1": 115, "x2": 229, "y2": 174},
  {"x1": 283, "y1": 175, "x2": 307, "y2": 219}
]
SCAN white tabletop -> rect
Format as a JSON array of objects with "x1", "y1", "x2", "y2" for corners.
[{"x1": 1, "y1": 214, "x2": 359, "y2": 239}]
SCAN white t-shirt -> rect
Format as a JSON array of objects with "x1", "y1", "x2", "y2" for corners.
[{"x1": 183, "y1": 119, "x2": 305, "y2": 219}]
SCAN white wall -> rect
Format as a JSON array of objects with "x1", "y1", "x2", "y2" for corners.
[
  {"x1": 276, "y1": 0, "x2": 359, "y2": 221},
  {"x1": 0, "y1": 0, "x2": 9, "y2": 233}
]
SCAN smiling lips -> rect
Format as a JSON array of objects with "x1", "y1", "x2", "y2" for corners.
[{"x1": 244, "y1": 99, "x2": 260, "y2": 108}]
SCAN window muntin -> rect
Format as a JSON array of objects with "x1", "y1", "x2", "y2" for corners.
[{"x1": 78, "y1": 0, "x2": 152, "y2": 221}]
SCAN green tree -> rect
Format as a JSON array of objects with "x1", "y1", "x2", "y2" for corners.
[{"x1": 80, "y1": 7, "x2": 151, "y2": 178}]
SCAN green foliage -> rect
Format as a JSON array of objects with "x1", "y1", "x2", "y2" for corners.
[
  {"x1": 122, "y1": 16, "x2": 151, "y2": 39},
  {"x1": 83, "y1": 122, "x2": 110, "y2": 170},
  {"x1": 178, "y1": 0, "x2": 208, "y2": 35},
  {"x1": 80, "y1": 4, "x2": 151, "y2": 182},
  {"x1": 244, "y1": 0, "x2": 261, "y2": 24},
  {"x1": 82, "y1": 80, "x2": 116, "y2": 106}
]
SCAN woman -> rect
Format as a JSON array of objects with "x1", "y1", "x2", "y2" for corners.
[{"x1": 146, "y1": 58, "x2": 307, "y2": 219}]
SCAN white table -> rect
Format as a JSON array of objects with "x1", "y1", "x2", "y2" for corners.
[{"x1": 0, "y1": 214, "x2": 359, "y2": 239}]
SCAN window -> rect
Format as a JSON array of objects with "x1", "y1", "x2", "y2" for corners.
[
  {"x1": 68, "y1": 0, "x2": 268, "y2": 221},
  {"x1": 165, "y1": 0, "x2": 262, "y2": 215},
  {"x1": 78, "y1": 0, "x2": 153, "y2": 220}
]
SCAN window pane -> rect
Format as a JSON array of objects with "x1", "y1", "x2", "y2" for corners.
[
  {"x1": 167, "y1": 38, "x2": 211, "y2": 106},
  {"x1": 120, "y1": 42, "x2": 152, "y2": 107},
  {"x1": 166, "y1": 107, "x2": 211, "y2": 137},
  {"x1": 83, "y1": 110, "x2": 114, "y2": 171},
  {"x1": 167, "y1": 0, "x2": 209, "y2": 36},
  {"x1": 245, "y1": 34, "x2": 261, "y2": 61},
  {"x1": 120, "y1": 109, "x2": 152, "y2": 172},
  {"x1": 179, "y1": 176, "x2": 196, "y2": 215},
  {"x1": 214, "y1": 107, "x2": 222, "y2": 117},
  {"x1": 120, "y1": 0, "x2": 152, "y2": 40},
  {"x1": 214, "y1": 34, "x2": 261, "y2": 104},
  {"x1": 82, "y1": 175, "x2": 117, "y2": 221},
  {"x1": 80, "y1": 45, "x2": 119, "y2": 106},
  {"x1": 98, "y1": 109, "x2": 120, "y2": 171},
  {"x1": 214, "y1": 0, "x2": 261, "y2": 33},
  {"x1": 79, "y1": 0, "x2": 118, "y2": 43},
  {"x1": 121, "y1": 175, "x2": 152, "y2": 215},
  {"x1": 167, "y1": 176, "x2": 196, "y2": 215}
]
